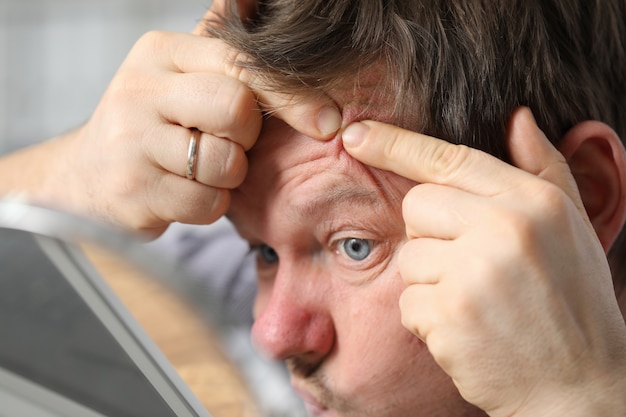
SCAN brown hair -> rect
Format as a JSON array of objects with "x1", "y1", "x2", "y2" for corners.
[{"x1": 204, "y1": 0, "x2": 626, "y2": 286}]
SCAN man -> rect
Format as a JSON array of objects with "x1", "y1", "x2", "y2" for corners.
[
  {"x1": 212, "y1": 1, "x2": 626, "y2": 416},
  {"x1": 0, "y1": 0, "x2": 624, "y2": 416}
]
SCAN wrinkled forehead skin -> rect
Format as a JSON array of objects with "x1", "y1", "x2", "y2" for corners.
[
  {"x1": 230, "y1": 69, "x2": 416, "y2": 233},
  {"x1": 230, "y1": 114, "x2": 412, "y2": 236}
]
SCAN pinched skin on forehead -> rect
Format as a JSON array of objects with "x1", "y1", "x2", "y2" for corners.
[{"x1": 229, "y1": 114, "x2": 409, "y2": 243}]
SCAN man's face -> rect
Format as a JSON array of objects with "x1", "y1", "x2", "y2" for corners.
[{"x1": 228, "y1": 91, "x2": 483, "y2": 416}]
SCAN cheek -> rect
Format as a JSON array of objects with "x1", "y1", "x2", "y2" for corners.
[
  {"x1": 333, "y1": 293, "x2": 458, "y2": 414},
  {"x1": 331, "y1": 275, "x2": 430, "y2": 389},
  {"x1": 329, "y1": 275, "x2": 468, "y2": 413}
]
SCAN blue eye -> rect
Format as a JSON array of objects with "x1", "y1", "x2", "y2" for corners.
[
  {"x1": 339, "y1": 238, "x2": 372, "y2": 261},
  {"x1": 256, "y1": 244, "x2": 279, "y2": 264}
]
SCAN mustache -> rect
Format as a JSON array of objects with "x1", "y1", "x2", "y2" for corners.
[
  {"x1": 286, "y1": 355, "x2": 322, "y2": 379},
  {"x1": 287, "y1": 356, "x2": 353, "y2": 415}
]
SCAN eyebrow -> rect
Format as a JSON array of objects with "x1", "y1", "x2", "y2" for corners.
[{"x1": 289, "y1": 185, "x2": 381, "y2": 221}]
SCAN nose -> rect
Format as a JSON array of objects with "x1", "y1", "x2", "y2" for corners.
[{"x1": 251, "y1": 268, "x2": 335, "y2": 362}]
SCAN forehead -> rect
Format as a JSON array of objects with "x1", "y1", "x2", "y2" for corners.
[
  {"x1": 228, "y1": 74, "x2": 414, "y2": 237},
  {"x1": 227, "y1": 120, "x2": 411, "y2": 242}
]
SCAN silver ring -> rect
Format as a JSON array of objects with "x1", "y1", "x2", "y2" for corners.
[{"x1": 186, "y1": 129, "x2": 201, "y2": 180}]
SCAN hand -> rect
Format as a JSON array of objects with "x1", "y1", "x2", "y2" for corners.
[
  {"x1": 1, "y1": 1, "x2": 341, "y2": 235},
  {"x1": 341, "y1": 107, "x2": 626, "y2": 416},
  {"x1": 56, "y1": 26, "x2": 340, "y2": 236}
]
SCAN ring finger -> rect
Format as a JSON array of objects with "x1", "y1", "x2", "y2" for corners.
[{"x1": 148, "y1": 124, "x2": 248, "y2": 189}]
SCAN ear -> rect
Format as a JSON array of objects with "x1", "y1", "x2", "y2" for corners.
[
  {"x1": 558, "y1": 121, "x2": 626, "y2": 252},
  {"x1": 193, "y1": 0, "x2": 257, "y2": 35}
]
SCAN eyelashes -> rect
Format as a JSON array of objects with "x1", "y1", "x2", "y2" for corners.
[
  {"x1": 250, "y1": 237, "x2": 377, "y2": 266},
  {"x1": 250, "y1": 243, "x2": 279, "y2": 265}
]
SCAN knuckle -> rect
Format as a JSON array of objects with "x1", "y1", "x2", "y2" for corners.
[
  {"x1": 503, "y1": 207, "x2": 541, "y2": 243},
  {"x1": 401, "y1": 187, "x2": 417, "y2": 215},
  {"x1": 399, "y1": 290, "x2": 420, "y2": 333},
  {"x1": 402, "y1": 183, "x2": 433, "y2": 214},
  {"x1": 227, "y1": 82, "x2": 256, "y2": 120},
  {"x1": 107, "y1": 72, "x2": 140, "y2": 104},
  {"x1": 225, "y1": 84, "x2": 261, "y2": 148},
  {"x1": 426, "y1": 334, "x2": 454, "y2": 369},
  {"x1": 429, "y1": 143, "x2": 473, "y2": 183},
  {"x1": 534, "y1": 182, "x2": 571, "y2": 215},
  {"x1": 490, "y1": 209, "x2": 538, "y2": 256},
  {"x1": 400, "y1": 313, "x2": 419, "y2": 337},
  {"x1": 445, "y1": 289, "x2": 478, "y2": 323},
  {"x1": 134, "y1": 30, "x2": 169, "y2": 54},
  {"x1": 216, "y1": 141, "x2": 248, "y2": 187},
  {"x1": 489, "y1": 184, "x2": 573, "y2": 266},
  {"x1": 127, "y1": 31, "x2": 170, "y2": 67},
  {"x1": 465, "y1": 254, "x2": 502, "y2": 292},
  {"x1": 223, "y1": 48, "x2": 250, "y2": 82},
  {"x1": 487, "y1": 206, "x2": 550, "y2": 274},
  {"x1": 106, "y1": 66, "x2": 158, "y2": 107},
  {"x1": 383, "y1": 131, "x2": 410, "y2": 164},
  {"x1": 508, "y1": 212, "x2": 538, "y2": 245},
  {"x1": 191, "y1": 188, "x2": 231, "y2": 224},
  {"x1": 396, "y1": 243, "x2": 414, "y2": 280},
  {"x1": 204, "y1": 189, "x2": 231, "y2": 222},
  {"x1": 166, "y1": 185, "x2": 230, "y2": 226}
]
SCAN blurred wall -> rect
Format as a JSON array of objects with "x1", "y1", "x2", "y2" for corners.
[{"x1": 0, "y1": 0, "x2": 210, "y2": 153}]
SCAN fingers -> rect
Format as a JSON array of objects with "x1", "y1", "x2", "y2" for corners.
[
  {"x1": 157, "y1": 72, "x2": 261, "y2": 150},
  {"x1": 145, "y1": 175, "x2": 231, "y2": 226},
  {"x1": 110, "y1": 170, "x2": 231, "y2": 235},
  {"x1": 196, "y1": 1, "x2": 343, "y2": 139},
  {"x1": 146, "y1": 125, "x2": 248, "y2": 189},
  {"x1": 399, "y1": 284, "x2": 437, "y2": 342},
  {"x1": 341, "y1": 109, "x2": 574, "y2": 197},
  {"x1": 258, "y1": 92, "x2": 343, "y2": 140},
  {"x1": 130, "y1": 31, "x2": 342, "y2": 140},
  {"x1": 398, "y1": 238, "x2": 450, "y2": 285},
  {"x1": 506, "y1": 107, "x2": 585, "y2": 212},
  {"x1": 341, "y1": 120, "x2": 515, "y2": 195},
  {"x1": 403, "y1": 183, "x2": 481, "y2": 240}
]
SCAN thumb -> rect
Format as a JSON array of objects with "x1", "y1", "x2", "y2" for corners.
[
  {"x1": 197, "y1": 0, "x2": 257, "y2": 31},
  {"x1": 193, "y1": 2, "x2": 343, "y2": 140},
  {"x1": 507, "y1": 107, "x2": 585, "y2": 212}
]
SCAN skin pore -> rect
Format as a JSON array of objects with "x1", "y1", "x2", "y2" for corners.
[{"x1": 227, "y1": 105, "x2": 486, "y2": 416}]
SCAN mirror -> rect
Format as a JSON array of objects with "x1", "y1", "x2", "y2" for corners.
[{"x1": 0, "y1": 198, "x2": 304, "y2": 417}]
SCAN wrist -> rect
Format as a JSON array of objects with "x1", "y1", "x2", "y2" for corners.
[
  {"x1": 511, "y1": 372, "x2": 626, "y2": 417},
  {"x1": 8, "y1": 128, "x2": 87, "y2": 215}
]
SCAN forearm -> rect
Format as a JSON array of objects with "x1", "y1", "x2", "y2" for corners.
[{"x1": 0, "y1": 129, "x2": 82, "y2": 210}]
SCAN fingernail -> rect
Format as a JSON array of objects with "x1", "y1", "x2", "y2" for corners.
[
  {"x1": 519, "y1": 106, "x2": 535, "y2": 122},
  {"x1": 341, "y1": 122, "x2": 369, "y2": 148},
  {"x1": 318, "y1": 106, "x2": 342, "y2": 136}
]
